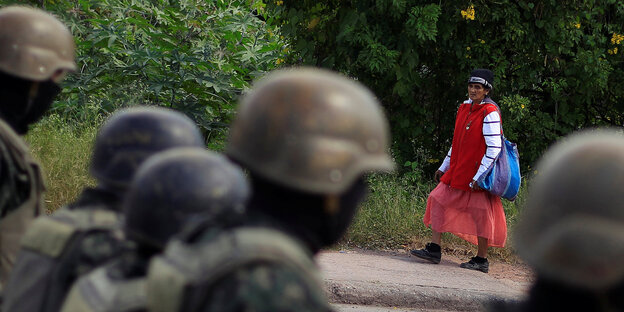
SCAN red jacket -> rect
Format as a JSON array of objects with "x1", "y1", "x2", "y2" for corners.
[{"x1": 440, "y1": 101, "x2": 498, "y2": 191}]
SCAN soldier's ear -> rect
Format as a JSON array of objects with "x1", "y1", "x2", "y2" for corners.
[{"x1": 323, "y1": 194, "x2": 340, "y2": 215}]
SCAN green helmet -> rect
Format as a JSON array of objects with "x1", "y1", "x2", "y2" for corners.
[
  {"x1": 226, "y1": 68, "x2": 395, "y2": 194},
  {"x1": 0, "y1": 6, "x2": 76, "y2": 81},
  {"x1": 515, "y1": 129, "x2": 624, "y2": 290},
  {"x1": 123, "y1": 148, "x2": 250, "y2": 249},
  {"x1": 90, "y1": 106, "x2": 205, "y2": 190}
]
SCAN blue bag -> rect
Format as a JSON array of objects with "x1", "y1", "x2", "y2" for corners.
[{"x1": 476, "y1": 101, "x2": 521, "y2": 201}]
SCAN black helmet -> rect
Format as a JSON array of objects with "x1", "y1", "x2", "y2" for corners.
[
  {"x1": 123, "y1": 148, "x2": 249, "y2": 249},
  {"x1": 90, "y1": 106, "x2": 204, "y2": 189}
]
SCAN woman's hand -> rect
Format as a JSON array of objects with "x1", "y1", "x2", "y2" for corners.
[
  {"x1": 434, "y1": 170, "x2": 444, "y2": 182},
  {"x1": 470, "y1": 180, "x2": 482, "y2": 191}
]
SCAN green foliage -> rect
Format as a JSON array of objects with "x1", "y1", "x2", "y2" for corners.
[
  {"x1": 267, "y1": 0, "x2": 624, "y2": 173},
  {"x1": 2, "y1": 0, "x2": 286, "y2": 147},
  {"x1": 24, "y1": 114, "x2": 98, "y2": 211}
]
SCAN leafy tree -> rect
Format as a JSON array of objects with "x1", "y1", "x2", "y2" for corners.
[
  {"x1": 1, "y1": 0, "x2": 287, "y2": 148},
  {"x1": 266, "y1": 0, "x2": 624, "y2": 174}
]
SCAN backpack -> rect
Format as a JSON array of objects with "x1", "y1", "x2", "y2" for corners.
[
  {"x1": 2, "y1": 207, "x2": 123, "y2": 312},
  {"x1": 146, "y1": 227, "x2": 327, "y2": 312}
]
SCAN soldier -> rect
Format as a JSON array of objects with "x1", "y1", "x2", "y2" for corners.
[
  {"x1": 490, "y1": 130, "x2": 624, "y2": 311},
  {"x1": 145, "y1": 68, "x2": 395, "y2": 312},
  {"x1": 2, "y1": 107, "x2": 205, "y2": 312},
  {"x1": 60, "y1": 148, "x2": 249, "y2": 312},
  {"x1": 0, "y1": 5, "x2": 76, "y2": 289}
]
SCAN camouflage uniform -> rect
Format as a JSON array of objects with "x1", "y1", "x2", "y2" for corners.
[
  {"x1": 62, "y1": 148, "x2": 249, "y2": 312},
  {"x1": 0, "y1": 6, "x2": 77, "y2": 289},
  {"x1": 146, "y1": 68, "x2": 395, "y2": 312},
  {"x1": 2, "y1": 107, "x2": 205, "y2": 312},
  {"x1": 488, "y1": 130, "x2": 624, "y2": 311}
]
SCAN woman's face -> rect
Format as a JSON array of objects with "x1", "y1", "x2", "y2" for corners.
[{"x1": 468, "y1": 83, "x2": 489, "y2": 103}]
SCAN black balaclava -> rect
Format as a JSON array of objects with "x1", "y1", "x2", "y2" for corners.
[
  {"x1": 246, "y1": 173, "x2": 368, "y2": 254},
  {"x1": 0, "y1": 71, "x2": 61, "y2": 134}
]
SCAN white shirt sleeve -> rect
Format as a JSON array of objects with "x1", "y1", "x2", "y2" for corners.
[
  {"x1": 438, "y1": 146, "x2": 452, "y2": 172},
  {"x1": 473, "y1": 111, "x2": 502, "y2": 181}
]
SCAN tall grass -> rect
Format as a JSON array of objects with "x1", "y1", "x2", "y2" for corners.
[{"x1": 24, "y1": 115, "x2": 99, "y2": 213}]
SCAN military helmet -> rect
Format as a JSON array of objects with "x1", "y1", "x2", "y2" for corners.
[
  {"x1": 515, "y1": 129, "x2": 624, "y2": 290},
  {"x1": 90, "y1": 106, "x2": 205, "y2": 189},
  {"x1": 226, "y1": 68, "x2": 395, "y2": 194},
  {"x1": 0, "y1": 6, "x2": 76, "y2": 81},
  {"x1": 123, "y1": 148, "x2": 249, "y2": 249}
]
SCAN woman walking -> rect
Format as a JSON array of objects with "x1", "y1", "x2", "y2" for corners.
[{"x1": 411, "y1": 69, "x2": 507, "y2": 273}]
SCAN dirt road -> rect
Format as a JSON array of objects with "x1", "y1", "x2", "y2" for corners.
[{"x1": 317, "y1": 249, "x2": 533, "y2": 311}]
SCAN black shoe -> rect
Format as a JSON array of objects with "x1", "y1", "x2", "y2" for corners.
[
  {"x1": 460, "y1": 257, "x2": 489, "y2": 273},
  {"x1": 410, "y1": 243, "x2": 441, "y2": 264}
]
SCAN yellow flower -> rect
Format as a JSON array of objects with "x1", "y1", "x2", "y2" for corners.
[
  {"x1": 608, "y1": 47, "x2": 618, "y2": 55},
  {"x1": 574, "y1": 23, "x2": 581, "y2": 29},
  {"x1": 276, "y1": 0, "x2": 283, "y2": 5},
  {"x1": 612, "y1": 33, "x2": 624, "y2": 45},
  {"x1": 276, "y1": 58, "x2": 284, "y2": 65},
  {"x1": 461, "y1": 5, "x2": 475, "y2": 21},
  {"x1": 307, "y1": 17, "x2": 320, "y2": 30},
  {"x1": 466, "y1": 46, "x2": 471, "y2": 51},
  {"x1": 427, "y1": 158, "x2": 439, "y2": 164},
  {"x1": 521, "y1": 104, "x2": 525, "y2": 109},
  {"x1": 479, "y1": 39, "x2": 485, "y2": 44}
]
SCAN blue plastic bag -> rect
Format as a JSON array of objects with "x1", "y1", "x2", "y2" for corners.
[
  {"x1": 475, "y1": 100, "x2": 521, "y2": 201},
  {"x1": 476, "y1": 136, "x2": 521, "y2": 201}
]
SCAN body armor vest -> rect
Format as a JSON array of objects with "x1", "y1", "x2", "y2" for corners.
[{"x1": 0, "y1": 118, "x2": 45, "y2": 288}]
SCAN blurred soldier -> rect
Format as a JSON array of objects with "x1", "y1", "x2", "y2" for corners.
[
  {"x1": 0, "y1": 5, "x2": 76, "y2": 288},
  {"x1": 60, "y1": 148, "x2": 249, "y2": 312},
  {"x1": 146, "y1": 68, "x2": 395, "y2": 312},
  {"x1": 490, "y1": 130, "x2": 624, "y2": 311},
  {"x1": 2, "y1": 107, "x2": 205, "y2": 312}
]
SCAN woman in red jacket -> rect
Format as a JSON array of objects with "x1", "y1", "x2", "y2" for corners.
[{"x1": 411, "y1": 69, "x2": 507, "y2": 273}]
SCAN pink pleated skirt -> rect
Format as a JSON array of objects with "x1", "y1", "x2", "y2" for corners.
[{"x1": 423, "y1": 183, "x2": 507, "y2": 247}]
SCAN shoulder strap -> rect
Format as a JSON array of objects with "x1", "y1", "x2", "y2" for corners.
[
  {"x1": 61, "y1": 266, "x2": 146, "y2": 312},
  {"x1": 20, "y1": 208, "x2": 121, "y2": 258},
  {"x1": 146, "y1": 227, "x2": 324, "y2": 312}
]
